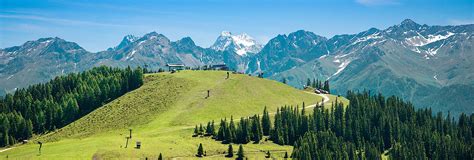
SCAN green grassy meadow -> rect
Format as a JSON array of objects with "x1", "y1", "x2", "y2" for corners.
[{"x1": 0, "y1": 70, "x2": 347, "y2": 159}]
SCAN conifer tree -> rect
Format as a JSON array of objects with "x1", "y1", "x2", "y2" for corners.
[
  {"x1": 196, "y1": 143, "x2": 204, "y2": 157},
  {"x1": 226, "y1": 144, "x2": 234, "y2": 157},
  {"x1": 193, "y1": 125, "x2": 199, "y2": 137},
  {"x1": 318, "y1": 80, "x2": 322, "y2": 90},
  {"x1": 236, "y1": 145, "x2": 245, "y2": 160},
  {"x1": 301, "y1": 102, "x2": 306, "y2": 115},
  {"x1": 210, "y1": 120, "x2": 215, "y2": 136},
  {"x1": 323, "y1": 80, "x2": 330, "y2": 93},
  {"x1": 158, "y1": 153, "x2": 163, "y2": 160},
  {"x1": 217, "y1": 119, "x2": 226, "y2": 140},
  {"x1": 251, "y1": 115, "x2": 262, "y2": 143},
  {"x1": 237, "y1": 117, "x2": 250, "y2": 144},
  {"x1": 205, "y1": 121, "x2": 212, "y2": 136},
  {"x1": 199, "y1": 124, "x2": 204, "y2": 135},
  {"x1": 228, "y1": 116, "x2": 236, "y2": 143},
  {"x1": 2, "y1": 131, "x2": 9, "y2": 146},
  {"x1": 262, "y1": 106, "x2": 271, "y2": 136}
]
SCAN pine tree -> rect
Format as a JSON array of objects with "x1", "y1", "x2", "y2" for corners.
[
  {"x1": 199, "y1": 123, "x2": 204, "y2": 135},
  {"x1": 236, "y1": 145, "x2": 245, "y2": 160},
  {"x1": 262, "y1": 106, "x2": 271, "y2": 136},
  {"x1": 237, "y1": 117, "x2": 250, "y2": 144},
  {"x1": 301, "y1": 102, "x2": 306, "y2": 115},
  {"x1": 224, "y1": 120, "x2": 232, "y2": 143},
  {"x1": 196, "y1": 143, "x2": 204, "y2": 157},
  {"x1": 217, "y1": 119, "x2": 226, "y2": 141},
  {"x1": 228, "y1": 117, "x2": 236, "y2": 143},
  {"x1": 251, "y1": 115, "x2": 262, "y2": 143},
  {"x1": 226, "y1": 144, "x2": 234, "y2": 157},
  {"x1": 210, "y1": 120, "x2": 215, "y2": 136},
  {"x1": 323, "y1": 80, "x2": 330, "y2": 93},
  {"x1": 205, "y1": 121, "x2": 212, "y2": 136},
  {"x1": 318, "y1": 80, "x2": 323, "y2": 90},
  {"x1": 158, "y1": 153, "x2": 163, "y2": 160},
  {"x1": 193, "y1": 125, "x2": 199, "y2": 137},
  {"x1": 2, "y1": 131, "x2": 9, "y2": 146}
]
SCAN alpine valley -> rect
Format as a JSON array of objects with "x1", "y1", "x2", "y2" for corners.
[{"x1": 1, "y1": 19, "x2": 473, "y2": 115}]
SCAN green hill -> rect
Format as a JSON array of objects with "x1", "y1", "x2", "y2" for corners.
[{"x1": 0, "y1": 70, "x2": 346, "y2": 159}]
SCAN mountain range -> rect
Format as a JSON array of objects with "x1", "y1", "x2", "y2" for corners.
[{"x1": 1, "y1": 19, "x2": 473, "y2": 115}]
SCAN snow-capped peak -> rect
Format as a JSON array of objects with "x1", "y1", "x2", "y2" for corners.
[
  {"x1": 124, "y1": 35, "x2": 138, "y2": 42},
  {"x1": 211, "y1": 31, "x2": 263, "y2": 56},
  {"x1": 115, "y1": 35, "x2": 138, "y2": 50},
  {"x1": 221, "y1": 31, "x2": 232, "y2": 37}
]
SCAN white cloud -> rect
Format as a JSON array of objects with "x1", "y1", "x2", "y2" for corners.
[
  {"x1": 356, "y1": 0, "x2": 400, "y2": 6},
  {"x1": 0, "y1": 14, "x2": 130, "y2": 28}
]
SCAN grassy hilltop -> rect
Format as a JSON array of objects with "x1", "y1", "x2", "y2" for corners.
[{"x1": 0, "y1": 70, "x2": 346, "y2": 159}]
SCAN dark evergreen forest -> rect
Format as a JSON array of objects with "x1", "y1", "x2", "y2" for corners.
[
  {"x1": 195, "y1": 91, "x2": 473, "y2": 159},
  {"x1": 0, "y1": 66, "x2": 144, "y2": 147}
]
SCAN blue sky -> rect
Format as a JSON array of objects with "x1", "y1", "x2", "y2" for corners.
[{"x1": 0, "y1": 0, "x2": 472, "y2": 51}]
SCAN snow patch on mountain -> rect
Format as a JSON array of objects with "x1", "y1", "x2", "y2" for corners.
[
  {"x1": 126, "y1": 50, "x2": 137, "y2": 60},
  {"x1": 124, "y1": 35, "x2": 138, "y2": 43},
  {"x1": 41, "y1": 39, "x2": 53, "y2": 44},
  {"x1": 334, "y1": 60, "x2": 351, "y2": 76},
  {"x1": 137, "y1": 40, "x2": 146, "y2": 46},
  {"x1": 351, "y1": 32, "x2": 383, "y2": 45},
  {"x1": 256, "y1": 58, "x2": 262, "y2": 72},
  {"x1": 411, "y1": 47, "x2": 422, "y2": 54},
  {"x1": 327, "y1": 59, "x2": 352, "y2": 80},
  {"x1": 405, "y1": 32, "x2": 454, "y2": 46},
  {"x1": 211, "y1": 31, "x2": 263, "y2": 56},
  {"x1": 426, "y1": 42, "x2": 445, "y2": 56}
]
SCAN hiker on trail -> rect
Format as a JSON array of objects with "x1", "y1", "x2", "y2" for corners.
[{"x1": 226, "y1": 72, "x2": 230, "y2": 79}]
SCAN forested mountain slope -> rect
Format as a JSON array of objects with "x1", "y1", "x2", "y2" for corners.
[{"x1": 0, "y1": 70, "x2": 342, "y2": 159}]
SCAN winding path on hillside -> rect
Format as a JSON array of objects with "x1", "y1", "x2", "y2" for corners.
[
  {"x1": 266, "y1": 92, "x2": 330, "y2": 116},
  {"x1": 0, "y1": 147, "x2": 13, "y2": 153},
  {"x1": 305, "y1": 92, "x2": 330, "y2": 109}
]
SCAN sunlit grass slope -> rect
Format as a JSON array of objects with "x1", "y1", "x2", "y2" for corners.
[{"x1": 0, "y1": 70, "x2": 345, "y2": 159}]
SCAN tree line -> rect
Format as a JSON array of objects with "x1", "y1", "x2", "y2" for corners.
[
  {"x1": 306, "y1": 78, "x2": 330, "y2": 92},
  {"x1": 291, "y1": 91, "x2": 473, "y2": 159},
  {"x1": 0, "y1": 66, "x2": 144, "y2": 147},
  {"x1": 194, "y1": 114, "x2": 265, "y2": 144},
  {"x1": 194, "y1": 91, "x2": 473, "y2": 159}
]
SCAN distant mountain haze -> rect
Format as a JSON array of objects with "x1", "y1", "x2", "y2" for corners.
[{"x1": 1, "y1": 19, "x2": 472, "y2": 115}]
